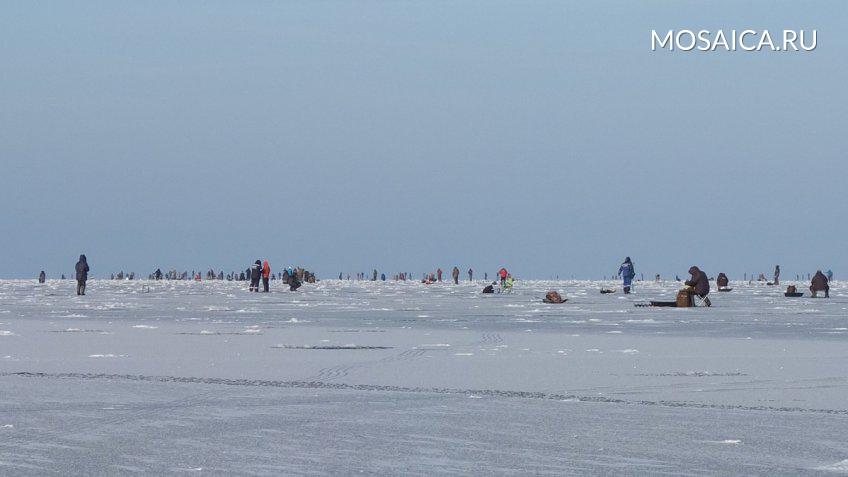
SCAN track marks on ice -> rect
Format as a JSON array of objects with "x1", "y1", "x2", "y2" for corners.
[
  {"x1": 311, "y1": 348, "x2": 427, "y2": 381},
  {"x1": 5, "y1": 372, "x2": 848, "y2": 416}
]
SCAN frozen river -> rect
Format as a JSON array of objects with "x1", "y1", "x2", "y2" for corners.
[{"x1": 1, "y1": 278, "x2": 847, "y2": 475}]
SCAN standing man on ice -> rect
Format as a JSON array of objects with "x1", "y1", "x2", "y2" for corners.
[
  {"x1": 249, "y1": 260, "x2": 262, "y2": 292},
  {"x1": 261, "y1": 260, "x2": 271, "y2": 292},
  {"x1": 618, "y1": 257, "x2": 635, "y2": 294},
  {"x1": 75, "y1": 254, "x2": 89, "y2": 296}
]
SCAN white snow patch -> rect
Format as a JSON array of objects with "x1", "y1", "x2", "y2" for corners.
[
  {"x1": 132, "y1": 325, "x2": 158, "y2": 329},
  {"x1": 817, "y1": 459, "x2": 848, "y2": 473},
  {"x1": 88, "y1": 354, "x2": 127, "y2": 358}
]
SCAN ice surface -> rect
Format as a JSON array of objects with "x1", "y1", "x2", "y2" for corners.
[{"x1": 1, "y1": 278, "x2": 847, "y2": 474}]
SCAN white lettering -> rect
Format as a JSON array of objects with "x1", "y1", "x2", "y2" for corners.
[
  {"x1": 651, "y1": 30, "x2": 673, "y2": 51},
  {"x1": 676, "y1": 30, "x2": 696, "y2": 51}
]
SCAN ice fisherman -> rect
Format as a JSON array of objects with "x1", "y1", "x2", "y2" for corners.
[
  {"x1": 617, "y1": 257, "x2": 636, "y2": 294},
  {"x1": 810, "y1": 270, "x2": 830, "y2": 298},
  {"x1": 262, "y1": 260, "x2": 271, "y2": 292},
  {"x1": 75, "y1": 254, "x2": 89, "y2": 296},
  {"x1": 249, "y1": 260, "x2": 262, "y2": 292},
  {"x1": 498, "y1": 268, "x2": 508, "y2": 287},
  {"x1": 684, "y1": 266, "x2": 711, "y2": 306}
]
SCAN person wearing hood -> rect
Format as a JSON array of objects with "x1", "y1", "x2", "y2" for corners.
[
  {"x1": 498, "y1": 268, "x2": 508, "y2": 287},
  {"x1": 716, "y1": 272, "x2": 729, "y2": 289},
  {"x1": 249, "y1": 260, "x2": 262, "y2": 292},
  {"x1": 617, "y1": 257, "x2": 636, "y2": 294},
  {"x1": 75, "y1": 254, "x2": 89, "y2": 296},
  {"x1": 684, "y1": 266, "x2": 711, "y2": 306},
  {"x1": 262, "y1": 260, "x2": 271, "y2": 292},
  {"x1": 810, "y1": 270, "x2": 830, "y2": 298},
  {"x1": 38, "y1": 271, "x2": 46, "y2": 284}
]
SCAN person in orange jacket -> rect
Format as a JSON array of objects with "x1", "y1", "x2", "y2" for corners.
[{"x1": 262, "y1": 260, "x2": 271, "y2": 292}]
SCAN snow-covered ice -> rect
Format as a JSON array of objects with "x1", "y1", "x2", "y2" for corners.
[{"x1": 0, "y1": 278, "x2": 846, "y2": 474}]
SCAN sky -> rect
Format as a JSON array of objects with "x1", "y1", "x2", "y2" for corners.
[{"x1": 1, "y1": 1, "x2": 845, "y2": 279}]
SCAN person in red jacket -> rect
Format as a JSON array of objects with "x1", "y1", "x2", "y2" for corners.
[
  {"x1": 262, "y1": 260, "x2": 271, "y2": 292},
  {"x1": 498, "y1": 267, "x2": 508, "y2": 287}
]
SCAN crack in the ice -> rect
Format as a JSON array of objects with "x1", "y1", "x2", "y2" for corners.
[{"x1": 3, "y1": 372, "x2": 848, "y2": 416}]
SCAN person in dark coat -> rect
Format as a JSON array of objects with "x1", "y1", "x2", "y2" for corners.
[
  {"x1": 451, "y1": 267, "x2": 460, "y2": 285},
  {"x1": 684, "y1": 265, "x2": 711, "y2": 306},
  {"x1": 716, "y1": 272, "x2": 729, "y2": 289},
  {"x1": 38, "y1": 271, "x2": 46, "y2": 284},
  {"x1": 249, "y1": 260, "x2": 261, "y2": 292},
  {"x1": 810, "y1": 270, "x2": 830, "y2": 298},
  {"x1": 773, "y1": 265, "x2": 780, "y2": 285},
  {"x1": 75, "y1": 254, "x2": 89, "y2": 296},
  {"x1": 468, "y1": 269, "x2": 473, "y2": 281}
]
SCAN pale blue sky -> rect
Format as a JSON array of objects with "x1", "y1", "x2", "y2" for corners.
[{"x1": 1, "y1": 1, "x2": 845, "y2": 279}]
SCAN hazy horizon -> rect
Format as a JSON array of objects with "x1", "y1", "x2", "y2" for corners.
[{"x1": 2, "y1": 1, "x2": 845, "y2": 279}]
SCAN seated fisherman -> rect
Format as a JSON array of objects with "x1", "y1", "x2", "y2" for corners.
[
  {"x1": 543, "y1": 291, "x2": 565, "y2": 303},
  {"x1": 810, "y1": 270, "x2": 830, "y2": 298},
  {"x1": 716, "y1": 272, "x2": 729, "y2": 289},
  {"x1": 684, "y1": 266, "x2": 711, "y2": 307}
]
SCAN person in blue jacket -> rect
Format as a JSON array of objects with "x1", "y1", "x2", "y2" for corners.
[{"x1": 618, "y1": 257, "x2": 635, "y2": 294}]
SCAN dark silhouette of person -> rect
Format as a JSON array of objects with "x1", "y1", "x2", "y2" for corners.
[
  {"x1": 38, "y1": 271, "x2": 46, "y2": 284},
  {"x1": 684, "y1": 266, "x2": 711, "y2": 306},
  {"x1": 468, "y1": 269, "x2": 473, "y2": 281},
  {"x1": 811, "y1": 270, "x2": 830, "y2": 298},
  {"x1": 250, "y1": 260, "x2": 261, "y2": 292},
  {"x1": 75, "y1": 254, "x2": 89, "y2": 296}
]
